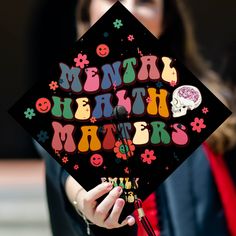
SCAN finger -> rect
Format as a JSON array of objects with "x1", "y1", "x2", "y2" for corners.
[
  {"x1": 104, "y1": 198, "x2": 125, "y2": 228},
  {"x1": 94, "y1": 186, "x2": 123, "y2": 220},
  {"x1": 85, "y1": 182, "x2": 113, "y2": 204},
  {"x1": 125, "y1": 215, "x2": 136, "y2": 226}
]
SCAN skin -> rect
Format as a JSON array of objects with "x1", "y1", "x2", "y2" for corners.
[
  {"x1": 90, "y1": 0, "x2": 163, "y2": 37},
  {"x1": 66, "y1": 0, "x2": 163, "y2": 229}
]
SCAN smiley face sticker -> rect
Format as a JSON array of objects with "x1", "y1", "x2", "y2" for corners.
[
  {"x1": 90, "y1": 154, "x2": 104, "y2": 167},
  {"x1": 35, "y1": 98, "x2": 51, "y2": 113},
  {"x1": 96, "y1": 44, "x2": 110, "y2": 57}
]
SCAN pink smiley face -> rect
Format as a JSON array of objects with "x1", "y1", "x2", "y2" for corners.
[
  {"x1": 90, "y1": 154, "x2": 103, "y2": 167},
  {"x1": 35, "y1": 98, "x2": 51, "y2": 113},
  {"x1": 96, "y1": 44, "x2": 110, "y2": 57}
]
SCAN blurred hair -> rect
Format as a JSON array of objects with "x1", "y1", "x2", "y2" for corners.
[{"x1": 76, "y1": 0, "x2": 236, "y2": 154}]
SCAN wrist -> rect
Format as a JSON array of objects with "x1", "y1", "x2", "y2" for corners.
[
  {"x1": 65, "y1": 175, "x2": 85, "y2": 212},
  {"x1": 71, "y1": 181, "x2": 94, "y2": 235}
]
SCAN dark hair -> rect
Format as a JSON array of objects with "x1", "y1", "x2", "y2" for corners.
[{"x1": 77, "y1": 0, "x2": 236, "y2": 154}]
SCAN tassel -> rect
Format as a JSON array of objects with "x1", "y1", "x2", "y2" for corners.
[{"x1": 134, "y1": 197, "x2": 156, "y2": 236}]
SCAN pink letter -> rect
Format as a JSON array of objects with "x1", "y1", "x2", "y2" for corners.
[
  {"x1": 138, "y1": 56, "x2": 160, "y2": 81},
  {"x1": 51, "y1": 121, "x2": 76, "y2": 152},
  {"x1": 171, "y1": 123, "x2": 189, "y2": 145},
  {"x1": 84, "y1": 67, "x2": 100, "y2": 92},
  {"x1": 116, "y1": 90, "x2": 131, "y2": 114}
]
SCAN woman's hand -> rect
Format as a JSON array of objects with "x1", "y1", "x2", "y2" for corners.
[{"x1": 65, "y1": 175, "x2": 135, "y2": 229}]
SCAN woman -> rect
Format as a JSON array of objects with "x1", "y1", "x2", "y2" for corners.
[{"x1": 37, "y1": 0, "x2": 236, "y2": 235}]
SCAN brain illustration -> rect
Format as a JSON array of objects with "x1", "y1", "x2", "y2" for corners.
[{"x1": 171, "y1": 85, "x2": 202, "y2": 117}]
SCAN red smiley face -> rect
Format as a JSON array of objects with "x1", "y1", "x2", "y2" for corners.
[
  {"x1": 90, "y1": 154, "x2": 104, "y2": 167},
  {"x1": 96, "y1": 44, "x2": 110, "y2": 57},
  {"x1": 35, "y1": 98, "x2": 51, "y2": 113}
]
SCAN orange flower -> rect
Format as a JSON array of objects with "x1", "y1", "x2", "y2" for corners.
[
  {"x1": 49, "y1": 81, "x2": 59, "y2": 91},
  {"x1": 113, "y1": 139, "x2": 135, "y2": 160}
]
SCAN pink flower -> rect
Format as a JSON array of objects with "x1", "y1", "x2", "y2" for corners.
[
  {"x1": 90, "y1": 117, "x2": 97, "y2": 123},
  {"x1": 124, "y1": 167, "x2": 129, "y2": 174},
  {"x1": 62, "y1": 157, "x2": 68, "y2": 163},
  {"x1": 170, "y1": 80, "x2": 177, "y2": 87},
  {"x1": 113, "y1": 139, "x2": 135, "y2": 160},
  {"x1": 49, "y1": 81, "x2": 59, "y2": 91},
  {"x1": 74, "y1": 53, "x2": 89, "y2": 68},
  {"x1": 146, "y1": 97, "x2": 152, "y2": 103},
  {"x1": 74, "y1": 164, "x2": 79, "y2": 170},
  {"x1": 141, "y1": 149, "x2": 156, "y2": 164},
  {"x1": 190, "y1": 117, "x2": 206, "y2": 133},
  {"x1": 127, "y1": 35, "x2": 134, "y2": 41},
  {"x1": 202, "y1": 107, "x2": 209, "y2": 114}
]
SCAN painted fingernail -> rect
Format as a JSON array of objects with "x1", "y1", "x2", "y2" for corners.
[{"x1": 116, "y1": 186, "x2": 122, "y2": 193}]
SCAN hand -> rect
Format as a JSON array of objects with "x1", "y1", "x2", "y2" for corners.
[{"x1": 65, "y1": 176, "x2": 135, "y2": 229}]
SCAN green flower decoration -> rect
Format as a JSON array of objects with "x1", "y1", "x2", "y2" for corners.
[
  {"x1": 24, "y1": 108, "x2": 36, "y2": 120},
  {"x1": 113, "y1": 19, "x2": 123, "y2": 29}
]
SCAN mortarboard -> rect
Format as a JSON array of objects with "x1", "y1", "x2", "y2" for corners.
[{"x1": 9, "y1": 1, "x2": 231, "y2": 234}]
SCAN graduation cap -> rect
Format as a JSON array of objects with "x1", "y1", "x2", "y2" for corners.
[{"x1": 9, "y1": 1, "x2": 231, "y2": 235}]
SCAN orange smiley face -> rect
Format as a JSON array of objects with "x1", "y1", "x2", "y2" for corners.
[
  {"x1": 35, "y1": 98, "x2": 51, "y2": 113},
  {"x1": 96, "y1": 44, "x2": 110, "y2": 57}
]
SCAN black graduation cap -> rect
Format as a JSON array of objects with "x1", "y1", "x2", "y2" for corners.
[{"x1": 9, "y1": 1, "x2": 231, "y2": 231}]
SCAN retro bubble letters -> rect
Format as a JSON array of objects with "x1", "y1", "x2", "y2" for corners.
[{"x1": 9, "y1": 1, "x2": 231, "y2": 215}]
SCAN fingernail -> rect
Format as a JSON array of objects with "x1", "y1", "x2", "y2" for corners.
[
  {"x1": 117, "y1": 199, "x2": 125, "y2": 207},
  {"x1": 105, "y1": 182, "x2": 113, "y2": 190},
  {"x1": 116, "y1": 186, "x2": 123, "y2": 193},
  {"x1": 126, "y1": 216, "x2": 135, "y2": 226}
]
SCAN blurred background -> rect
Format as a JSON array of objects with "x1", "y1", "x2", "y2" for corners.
[{"x1": 0, "y1": 0, "x2": 235, "y2": 235}]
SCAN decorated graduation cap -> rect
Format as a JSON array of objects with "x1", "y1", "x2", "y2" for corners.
[{"x1": 9, "y1": 1, "x2": 231, "y2": 235}]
